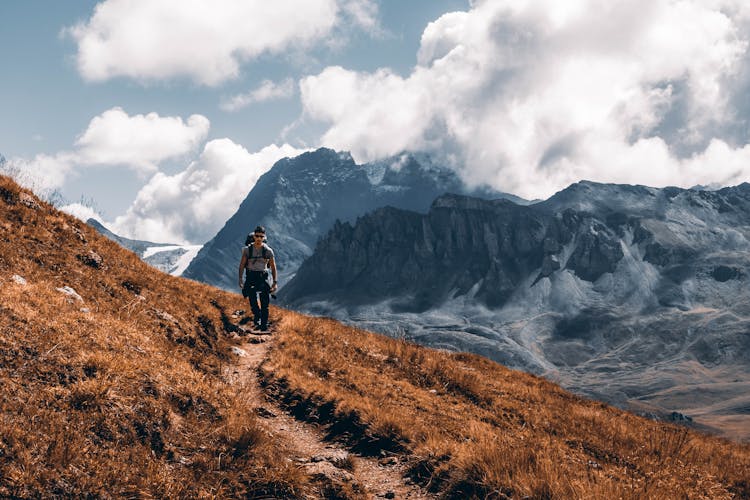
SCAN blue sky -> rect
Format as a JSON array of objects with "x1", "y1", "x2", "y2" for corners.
[
  {"x1": 3, "y1": 1, "x2": 750, "y2": 244},
  {"x1": 1, "y1": 1, "x2": 466, "y2": 220}
]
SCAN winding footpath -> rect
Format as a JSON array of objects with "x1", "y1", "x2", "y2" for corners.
[{"x1": 224, "y1": 328, "x2": 432, "y2": 499}]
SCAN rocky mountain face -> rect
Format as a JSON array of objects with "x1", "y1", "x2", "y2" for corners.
[
  {"x1": 281, "y1": 182, "x2": 750, "y2": 440},
  {"x1": 87, "y1": 219, "x2": 201, "y2": 276},
  {"x1": 182, "y1": 147, "x2": 519, "y2": 290}
]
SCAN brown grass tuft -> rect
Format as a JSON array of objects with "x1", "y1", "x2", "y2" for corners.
[{"x1": 261, "y1": 308, "x2": 750, "y2": 498}]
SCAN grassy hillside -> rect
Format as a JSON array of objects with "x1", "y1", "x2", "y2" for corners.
[
  {"x1": 0, "y1": 177, "x2": 306, "y2": 497},
  {"x1": 1, "y1": 175, "x2": 748, "y2": 498},
  {"x1": 262, "y1": 313, "x2": 750, "y2": 498}
]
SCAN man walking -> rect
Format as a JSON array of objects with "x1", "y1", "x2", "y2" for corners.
[{"x1": 238, "y1": 225, "x2": 278, "y2": 331}]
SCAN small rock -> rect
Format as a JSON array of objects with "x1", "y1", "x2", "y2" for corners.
[
  {"x1": 428, "y1": 389, "x2": 437, "y2": 394},
  {"x1": 308, "y1": 461, "x2": 355, "y2": 484},
  {"x1": 122, "y1": 280, "x2": 142, "y2": 294},
  {"x1": 11, "y1": 275, "x2": 27, "y2": 286},
  {"x1": 232, "y1": 310, "x2": 245, "y2": 317},
  {"x1": 57, "y1": 286, "x2": 83, "y2": 302},
  {"x1": 64, "y1": 223, "x2": 87, "y2": 243},
  {"x1": 230, "y1": 346, "x2": 247, "y2": 357},
  {"x1": 255, "y1": 407, "x2": 277, "y2": 419},
  {"x1": 78, "y1": 250, "x2": 103, "y2": 269},
  {"x1": 18, "y1": 192, "x2": 41, "y2": 210},
  {"x1": 311, "y1": 450, "x2": 350, "y2": 466},
  {"x1": 153, "y1": 309, "x2": 178, "y2": 325},
  {"x1": 669, "y1": 411, "x2": 693, "y2": 422},
  {"x1": 379, "y1": 456, "x2": 398, "y2": 466},
  {"x1": 80, "y1": 308, "x2": 91, "y2": 314}
]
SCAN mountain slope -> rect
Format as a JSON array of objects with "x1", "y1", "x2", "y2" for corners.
[
  {"x1": 281, "y1": 184, "x2": 750, "y2": 440},
  {"x1": 182, "y1": 148, "x2": 520, "y2": 290},
  {"x1": 87, "y1": 218, "x2": 201, "y2": 276},
  {"x1": 2, "y1": 175, "x2": 748, "y2": 498},
  {"x1": 0, "y1": 176, "x2": 308, "y2": 497},
  {"x1": 263, "y1": 310, "x2": 750, "y2": 498}
]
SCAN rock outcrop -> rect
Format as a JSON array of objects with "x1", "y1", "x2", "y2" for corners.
[
  {"x1": 182, "y1": 148, "x2": 523, "y2": 290},
  {"x1": 281, "y1": 182, "x2": 750, "y2": 438},
  {"x1": 282, "y1": 194, "x2": 627, "y2": 309}
]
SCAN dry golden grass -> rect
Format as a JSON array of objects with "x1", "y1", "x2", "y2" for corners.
[
  {"x1": 0, "y1": 176, "x2": 308, "y2": 498},
  {"x1": 3, "y1": 174, "x2": 750, "y2": 499},
  {"x1": 261, "y1": 311, "x2": 750, "y2": 499}
]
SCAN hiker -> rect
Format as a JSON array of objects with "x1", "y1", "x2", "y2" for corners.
[{"x1": 238, "y1": 225, "x2": 278, "y2": 331}]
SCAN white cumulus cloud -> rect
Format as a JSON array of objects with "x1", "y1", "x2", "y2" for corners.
[
  {"x1": 60, "y1": 202, "x2": 104, "y2": 224},
  {"x1": 110, "y1": 140, "x2": 307, "y2": 244},
  {"x1": 221, "y1": 78, "x2": 296, "y2": 112},
  {"x1": 75, "y1": 107, "x2": 210, "y2": 174},
  {"x1": 4, "y1": 108, "x2": 209, "y2": 197},
  {"x1": 340, "y1": 0, "x2": 381, "y2": 35},
  {"x1": 300, "y1": 0, "x2": 750, "y2": 199},
  {"x1": 66, "y1": 0, "x2": 380, "y2": 86}
]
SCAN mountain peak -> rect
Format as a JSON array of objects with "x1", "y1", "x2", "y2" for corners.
[
  {"x1": 184, "y1": 148, "x2": 517, "y2": 288},
  {"x1": 297, "y1": 146, "x2": 354, "y2": 165}
]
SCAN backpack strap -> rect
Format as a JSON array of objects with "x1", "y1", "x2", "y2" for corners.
[{"x1": 246, "y1": 244, "x2": 269, "y2": 267}]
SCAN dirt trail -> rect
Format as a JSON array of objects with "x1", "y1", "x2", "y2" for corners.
[{"x1": 224, "y1": 329, "x2": 432, "y2": 499}]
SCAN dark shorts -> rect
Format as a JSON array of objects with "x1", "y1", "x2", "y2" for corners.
[{"x1": 242, "y1": 270, "x2": 270, "y2": 297}]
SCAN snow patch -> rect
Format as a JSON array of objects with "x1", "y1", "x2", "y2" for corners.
[
  {"x1": 142, "y1": 244, "x2": 202, "y2": 276},
  {"x1": 171, "y1": 245, "x2": 202, "y2": 276}
]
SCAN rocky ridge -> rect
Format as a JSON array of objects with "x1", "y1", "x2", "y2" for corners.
[
  {"x1": 182, "y1": 148, "x2": 521, "y2": 290},
  {"x1": 281, "y1": 182, "x2": 750, "y2": 440}
]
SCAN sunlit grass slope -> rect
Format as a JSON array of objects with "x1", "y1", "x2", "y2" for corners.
[
  {"x1": 263, "y1": 311, "x2": 750, "y2": 498},
  {"x1": 0, "y1": 176, "x2": 306, "y2": 498}
]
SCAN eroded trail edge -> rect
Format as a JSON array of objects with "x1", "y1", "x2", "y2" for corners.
[{"x1": 224, "y1": 329, "x2": 431, "y2": 499}]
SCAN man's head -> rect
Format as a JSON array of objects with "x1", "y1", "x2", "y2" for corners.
[{"x1": 245, "y1": 225, "x2": 267, "y2": 245}]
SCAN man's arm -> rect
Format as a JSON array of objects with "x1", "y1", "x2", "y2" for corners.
[
  {"x1": 269, "y1": 257, "x2": 278, "y2": 292},
  {"x1": 238, "y1": 250, "x2": 247, "y2": 288}
]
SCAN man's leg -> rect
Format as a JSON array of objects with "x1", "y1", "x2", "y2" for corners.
[
  {"x1": 248, "y1": 290, "x2": 261, "y2": 327},
  {"x1": 259, "y1": 288, "x2": 270, "y2": 331}
]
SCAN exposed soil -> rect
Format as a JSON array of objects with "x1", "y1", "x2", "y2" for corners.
[{"x1": 224, "y1": 323, "x2": 432, "y2": 499}]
